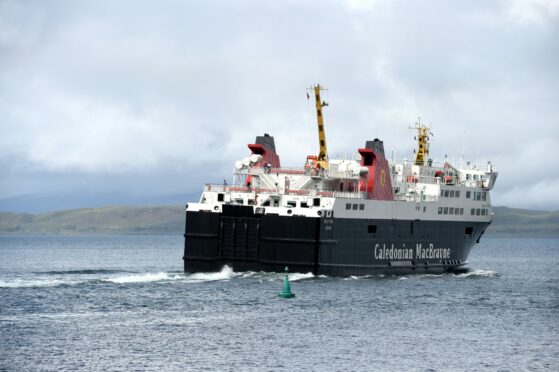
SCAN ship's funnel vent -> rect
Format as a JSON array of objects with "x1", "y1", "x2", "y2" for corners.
[
  {"x1": 255, "y1": 133, "x2": 276, "y2": 152},
  {"x1": 365, "y1": 139, "x2": 385, "y2": 156}
]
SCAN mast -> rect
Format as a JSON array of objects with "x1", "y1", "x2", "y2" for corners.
[
  {"x1": 410, "y1": 117, "x2": 431, "y2": 166},
  {"x1": 313, "y1": 84, "x2": 329, "y2": 170}
]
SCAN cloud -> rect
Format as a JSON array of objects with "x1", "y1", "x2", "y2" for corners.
[{"x1": 0, "y1": 0, "x2": 558, "y2": 209}]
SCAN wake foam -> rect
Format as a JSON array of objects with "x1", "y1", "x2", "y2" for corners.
[
  {"x1": 456, "y1": 269, "x2": 499, "y2": 278},
  {"x1": 40, "y1": 269, "x2": 127, "y2": 275},
  {"x1": 103, "y1": 272, "x2": 184, "y2": 284},
  {"x1": 0, "y1": 279, "x2": 73, "y2": 288},
  {"x1": 288, "y1": 272, "x2": 314, "y2": 281},
  {"x1": 186, "y1": 265, "x2": 238, "y2": 282}
]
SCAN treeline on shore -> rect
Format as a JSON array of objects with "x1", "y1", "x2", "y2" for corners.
[{"x1": 0, "y1": 205, "x2": 558, "y2": 238}]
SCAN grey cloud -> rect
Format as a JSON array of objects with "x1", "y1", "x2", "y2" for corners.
[{"x1": 0, "y1": 0, "x2": 557, "y2": 209}]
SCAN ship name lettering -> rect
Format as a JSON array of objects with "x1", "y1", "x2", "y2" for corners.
[
  {"x1": 415, "y1": 243, "x2": 451, "y2": 259},
  {"x1": 374, "y1": 244, "x2": 413, "y2": 260}
]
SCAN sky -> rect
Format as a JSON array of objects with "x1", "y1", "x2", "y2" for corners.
[{"x1": 0, "y1": 0, "x2": 558, "y2": 211}]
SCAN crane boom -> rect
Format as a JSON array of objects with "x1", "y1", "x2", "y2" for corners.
[{"x1": 313, "y1": 84, "x2": 329, "y2": 169}]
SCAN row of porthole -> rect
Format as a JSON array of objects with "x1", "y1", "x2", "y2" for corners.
[
  {"x1": 444, "y1": 260, "x2": 461, "y2": 265},
  {"x1": 404, "y1": 260, "x2": 461, "y2": 266}
]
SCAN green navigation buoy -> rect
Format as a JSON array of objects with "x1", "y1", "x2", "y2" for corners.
[{"x1": 278, "y1": 266, "x2": 295, "y2": 299}]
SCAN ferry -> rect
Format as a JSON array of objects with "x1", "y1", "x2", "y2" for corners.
[{"x1": 183, "y1": 85, "x2": 498, "y2": 275}]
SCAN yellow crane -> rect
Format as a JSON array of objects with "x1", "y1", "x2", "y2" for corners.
[
  {"x1": 410, "y1": 118, "x2": 431, "y2": 166},
  {"x1": 312, "y1": 84, "x2": 329, "y2": 169}
]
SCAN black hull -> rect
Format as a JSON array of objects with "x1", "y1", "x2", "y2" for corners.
[{"x1": 183, "y1": 205, "x2": 489, "y2": 276}]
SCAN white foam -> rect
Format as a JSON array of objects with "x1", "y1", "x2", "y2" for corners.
[
  {"x1": 288, "y1": 272, "x2": 314, "y2": 281},
  {"x1": 103, "y1": 272, "x2": 183, "y2": 284},
  {"x1": 456, "y1": 269, "x2": 498, "y2": 278},
  {"x1": 187, "y1": 265, "x2": 237, "y2": 282},
  {"x1": 0, "y1": 279, "x2": 73, "y2": 288}
]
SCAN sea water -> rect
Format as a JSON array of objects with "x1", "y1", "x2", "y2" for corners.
[{"x1": 0, "y1": 236, "x2": 557, "y2": 371}]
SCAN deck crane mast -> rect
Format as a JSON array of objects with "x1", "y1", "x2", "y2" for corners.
[
  {"x1": 313, "y1": 84, "x2": 329, "y2": 170},
  {"x1": 410, "y1": 117, "x2": 431, "y2": 166}
]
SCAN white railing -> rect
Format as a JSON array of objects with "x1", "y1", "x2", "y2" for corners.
[{"x1": 203, "y1": 184, "x2": 368, "y2": 200}]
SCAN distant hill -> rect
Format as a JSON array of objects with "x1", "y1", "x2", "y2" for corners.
[
  {"x1": 0, "y1": 205, "x2": 185, "y2": 235},
  {"x1": 488, "y1": 206, "x2": 559, "y2": 237},
  {"x1": 0, "y1": 205, "x2": 558, "y2": 237},
  {"x1": 0, "y1": 192, "x2": 199, "y2": 214}
]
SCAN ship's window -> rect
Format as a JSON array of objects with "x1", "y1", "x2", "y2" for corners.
[
  {"x1": 346, "y1": 203, "x2": 351, "y2": 210},
  {"x1": 466, "y1": 174, "x2": 470, "y2": 180},
  {"x1": 368, "y1": 225, "x2": 377, "y2": 234},
  {"x1": 263, "y1": 200, "x2": 270, "y2": 206},
  {"x1": 423, "y1": 206, "x2": 426, "y2": 212},
  {"x1": 301, "y1": 202, "x2": 308, "y2": 208},
  {"x1": 352, "y1": 204, "x2": 358, "y2": 210},
  {"x1": 456, "y1": 191, "x2": 460, "y2": 198},
  {"x1": 359, "y1": 204, "x2": 365, "y2": 211},
  {"x1": 443, "y1": 207, "x2": 448, "y2": 214},
  {"x1": 440, "y1": 189, "x2": 444, "y2": 197},
  {"x1": 474, "y1": 174, "x2": 479, "y2": 181},
  {"x1": 314, "y1": 198, "x2": 320, "y2": 207},
  {"x1": 248, "y1": 199, "x2": 254, "y2": 205},
  {"x1": 444, "y1": 190, "x2": 449, "y2": 198},
  {"x1": 449, "y1": 207, "x2": 454, "y2": 215},
  {"x1": 466, "y1": 191, "x2": 471, "y2": 199},
  {"x1": 217, "y1": 193, "x2": 224, "y2": 202},
  {"x1": 476, "y1": 208, "x2": 481, "y2": 216},
  {"x1": 471, "y1": 208, "x2": 475, "y2": 215},
  {"x1": 465, "y1": 227, "x2": 474, "y2": 235},
  {"x1": 438, "y1": 207, "x2": 442, "y2": 214},
  {"x1": 460, "y1": 208, "x2": 464, "y2": 215},
  {"x1": 482, "y1": 192, "x2": 487, "y2": 201},
  {"x1": 287, "y1": 201, "x2": 296, "y2": 208},
  {"x1": 235, "y1": 199, "x2": 244, "y2": 205},
  {"x1": 450, "y1": 190, "x2": 455, "y2": 198}
]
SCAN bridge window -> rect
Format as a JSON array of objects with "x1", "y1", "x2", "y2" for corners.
[
  {"x1": 359, "y1": 204, "x2": 365, "y2": 211},
  {"x1": 482, "y1": 192, "x2": 487, "y2": 201},
  {"x1": 301, "y1": 202, "x2": 308, "y2": 208},
  {"x1": 460, "y1": 208, "x2": 464, "y2": 215},
  {"x1": 438, "y1": 207, "x2": 443, "y2": 214},
  {"x1": 471, "y1": 208, "x2": 475, "y2": 215},
  {"x1": 352, "y1": 204, "x2": 358, "y2": 210},
  {"x1": 313, "y1": 198, "x2": 320, "y2": 207},
  {"x1": 450, "y1": 190, "x2": 455, "y2": 198},
  {"x1": 444, "y1": 190, "x2": 449, "y2": 197},
  {"x1": 287, "y1": 201, "x2": 296, "y2": 208},
  {"x1": 476, "y1": 208, "x2": 481, "y2": 216},
  {"x1": 346, "y1": 203, "x2": 351, "y2": 210},
  {"x1": 466, "y1": 191, "x2": 471, "y2": 199},
  {"x1": 443, "y1": 207, "x2": 448, "y2": 214},
  {"x1": 217, "y1": 193, "x2": 224, "y2": 202},
  {"x1": 456, "y1": 191, "x2": 460, "y2": 198},
  {"x1": 449, "y1": 207, "x2": 454, "y2": 215}
]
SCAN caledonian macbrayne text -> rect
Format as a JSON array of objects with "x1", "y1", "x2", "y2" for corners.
[{"x1": 374, "y1": 243, "x2": 451, "y2": 260}]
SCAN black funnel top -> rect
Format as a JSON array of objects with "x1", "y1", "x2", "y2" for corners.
[
  {"x1": 255, "y1": 133, "x2": 276, "y2": 152},
  {"x1": 365, "y1": 138, "x2": 385, "y2": 156}
]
